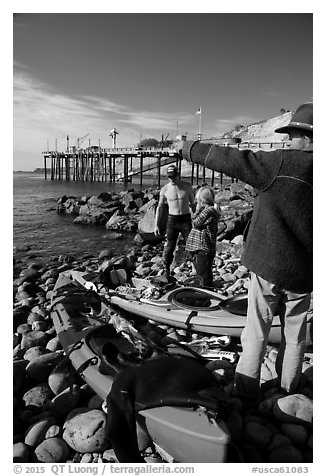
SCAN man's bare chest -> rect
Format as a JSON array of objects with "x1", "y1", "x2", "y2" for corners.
[{"x1": 165, "y1": 185, "x2": 188, "y2": 202}]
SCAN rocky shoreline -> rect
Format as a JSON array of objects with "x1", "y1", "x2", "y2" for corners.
[
  {"x1": 55, "y1": 181, "x2": 254, "y2": 239},
  {"x1": 13, "y1": 185, "x2": 313, "y2": 464}
]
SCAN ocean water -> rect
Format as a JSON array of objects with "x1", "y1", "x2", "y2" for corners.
[{"x1": 13, "y1": 172, "x2": 162, "y2": 261}]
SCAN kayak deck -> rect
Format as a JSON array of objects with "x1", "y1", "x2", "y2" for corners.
[
  {"x1": 51, "y1": 283, "x2": 230, "y2": 463},
  {"x1": 110, "y1": 286, "x2": 313, "y2": 344}
]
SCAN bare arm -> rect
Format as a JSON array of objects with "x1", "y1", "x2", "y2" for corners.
[
  {"x1": 154, "y1": 188, "x2": 166, "y2": 235},
  {"x1": 188, "y1": 185, "x2": 196, "y2": 212}
]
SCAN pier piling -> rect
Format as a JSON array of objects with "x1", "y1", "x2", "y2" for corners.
[{"x1": 42, "y1": 142, "x2": 286, "y2": 187}]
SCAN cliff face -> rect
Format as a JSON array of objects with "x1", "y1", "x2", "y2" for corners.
[
  {"x1": 178, "y1": 111, "x2": 294, "y2": 177},
  {"x1": 221, "y1": 111, "x2": 293, "y2": 143}
]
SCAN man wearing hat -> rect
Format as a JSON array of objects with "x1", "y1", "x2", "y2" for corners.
[
  {"x1": 154, "y1": 164, "x2": 195, "y2": 280},
  {"x1": 180, "y1": 103, "x2": 313, "y2": 406}
]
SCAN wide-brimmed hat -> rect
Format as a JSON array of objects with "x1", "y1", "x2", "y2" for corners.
[
  {"x1": 167, "y1": 164, "x2": 179, "y2": 177},
  {"x1": 275, "y1": 102, "x2": 313, "y2": 134}
]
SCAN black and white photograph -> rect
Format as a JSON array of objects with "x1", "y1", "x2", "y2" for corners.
[{"x1": 10, "y1": 4, "x2": 316, "y2": 471}]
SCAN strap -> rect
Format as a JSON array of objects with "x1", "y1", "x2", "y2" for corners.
[
  {"x1": 76, "y1": 356, "x2": 99, "y2": 375},
  {"x1": 185, "y1": 310, "x2": 198, "y2": 336},
  {"x1": 66, "y1": 340, "x2": 84, "y2": 357},
  {"x1": 185, "y1": 310, "x2": 199, "y2": 340}
]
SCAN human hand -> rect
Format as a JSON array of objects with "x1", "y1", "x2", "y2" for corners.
[
  {"x1": 214, "y1": 203, "x2": 221, "y2": 213},
  {"x1": 154, "y1": 225, "x2": 160, "y2": 236},
  {"x1": 175, "y1": 140, "x2": 185, "y2": 157}
]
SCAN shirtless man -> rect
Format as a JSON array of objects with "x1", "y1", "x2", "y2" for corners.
[{"x1": 154, "y1": 164, "x2": 195, "y2": 279}]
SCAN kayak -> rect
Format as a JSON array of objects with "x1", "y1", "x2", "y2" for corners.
[
  {"x1": 110, "y1": 285, "x2": 313, "y2": 344},
  {"x1": 50, "y1": 272, "x2": 230, "y2": 463}
]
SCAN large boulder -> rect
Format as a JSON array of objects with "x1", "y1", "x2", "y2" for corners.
[
  {"x1": 50, "y1": 384, "x2": 81, "y2": 417},
  {"x1": 134, "y1": 232, "x2": 164, "y2": 246},
  {"x1": 79, "y1": 204, "x2": 90, "y2": 216},
  {"x1": 63, "y1": 198, "x2": 80, "y2": 215},
  {"x1": 243, "y1": 420, "x2": 274, "y2": 451},
  {"x1": 258, "y1": 394, "x2": 284, "y2": 418},
  {"x1": 34, "y1": 437, "x2": 70, "y2": 463},
  {"x1": 27, "y1": 312, "x2": 45, "y2": 325},
  {"x1": 280, "y1": 423, "x2": 309, "y2": 448},
  {"x1": 13, "y1": 360, "x2": 28, "y2": 395},
  {"x1": 13, "y1": 307, "x2": 30, "y2": 332},
  {"x1": 88, "y1": 196, "x2": 104, "y2": 206},
  {"x1": 225, "y1": 409, "x2": 243, "y2": 443},
  {"x1": 48, "y1": 358, "x2": 81, "y2": 395},
  {"x1": 40, "y1": 268, "x2": 60, "y2": 281},
  {"x1": 24, "y1": 417, "x2": 56, "y2": 447},
  {"x1": 120, "y1": 191, "x2": 135, "y2": 208},
  {"x1": 13, "y1": 442, "x2": 30, "y2": 462},
  {"x1": 273, "y1": 394, "x2": 313, "y2": 425},
  {"x1": 105, "y1": 210, "x2": 127, "y2": 230},
  {"x1": 63, "y1": 409, "x2": 110, "y2": 453},
  {"x1": 16, "y1": 267, "x2": 40, "y2": 285},
  {"x1": 23, "y1": 384, "x2": 54, "y2": 411},
  {"x1": 23, "y1": 346, "x2": 51, "y2": 361},
  {"x1": 268, "y1": 445, "x2": 304, "y2": 463},
  {"x1": 137, "y1": 201, "x2": 157, "y2": 233},
  {"x1": 98, "y1": 192, "x2": 112, "y2": 202},
  {"x1": 98, "y1": 249, "x2": 114, "y2": 260},
  {"x1": 46, "y1": 337, "x2": 62, "y2": 352},
  {"x1": 26, "y1": 352, "x2": 64, "y2": 382},
  {"x1": 21, "y1": 331, "x2": 47, "y2": 350}
]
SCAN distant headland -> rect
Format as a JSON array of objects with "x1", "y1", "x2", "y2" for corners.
[{"x1": 14, "y1": 168, "x2": 50, "y2": 173}]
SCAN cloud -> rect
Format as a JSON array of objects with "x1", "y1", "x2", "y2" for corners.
[
  {"x1": 79, "y1": 95, "x2": 130, "y2": 115},
  {"x1": 13, "y1": 70, "x2": 131, "y2": 168},
  {"x1": 13, "y1": 66, "x2": 196, "y2": 170},
  {"x1": 82, "y1": 95, "x2": 193, "y2": 131},
  {"x1": 14, "y1": 72, "x2": 104, "y2": 139},
  {"x1": 13, "y1": 63, "x2": 202, "y2": 169},
  {"x1": 121, "y1": 112, "x2": 178, "y2": 130}
]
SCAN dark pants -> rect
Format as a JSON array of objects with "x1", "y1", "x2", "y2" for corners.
[
  {"x1": 163, "y1": 214, "x2": 192, "y2": 273},
  {"x1": 192, "y1": 251, "x2": 215, "y2": 288}
]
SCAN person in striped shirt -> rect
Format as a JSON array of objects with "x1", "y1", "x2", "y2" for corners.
[{"x1": 185, "y1": 185, "x2": 221, "y2": 288}]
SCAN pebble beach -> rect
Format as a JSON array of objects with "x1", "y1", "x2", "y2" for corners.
[{"x1": 13, "y1": 183, "x2": 313, "y2": 464}]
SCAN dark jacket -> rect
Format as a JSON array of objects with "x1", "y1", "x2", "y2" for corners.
[{"x1": 182, "y1": 141, "x2": 313, "y2": 293}]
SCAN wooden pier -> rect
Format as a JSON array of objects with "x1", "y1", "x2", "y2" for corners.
[
  {"x1": 42, "y1": 140, "x2": 287, "y2": 187},
  {"x1": 42, "y1": 147, "x2": 183, "y2": 185}
]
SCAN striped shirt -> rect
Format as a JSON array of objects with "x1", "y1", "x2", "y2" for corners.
[{"x1": 185, "y1": 205, "x2": 220, "y2": 254}]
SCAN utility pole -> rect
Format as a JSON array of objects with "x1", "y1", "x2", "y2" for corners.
[
  {"x1": 196, "y1": 107, "x2": 202, "y2": 140},
  {"x1": 109, "y1": 128, "x2": 119, "y2": 149}
]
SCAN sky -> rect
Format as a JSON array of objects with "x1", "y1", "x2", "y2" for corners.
[{"x1": 12, "y1": 10, "x2": 313, "y2": 171}]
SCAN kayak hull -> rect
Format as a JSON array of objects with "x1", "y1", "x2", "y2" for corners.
[
  {"x1": 51, "y1": 280, "x2": 229, "y2": 463},
  {"x1": 110, "y1": 287, "x2": 313, "y2": 344}
]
